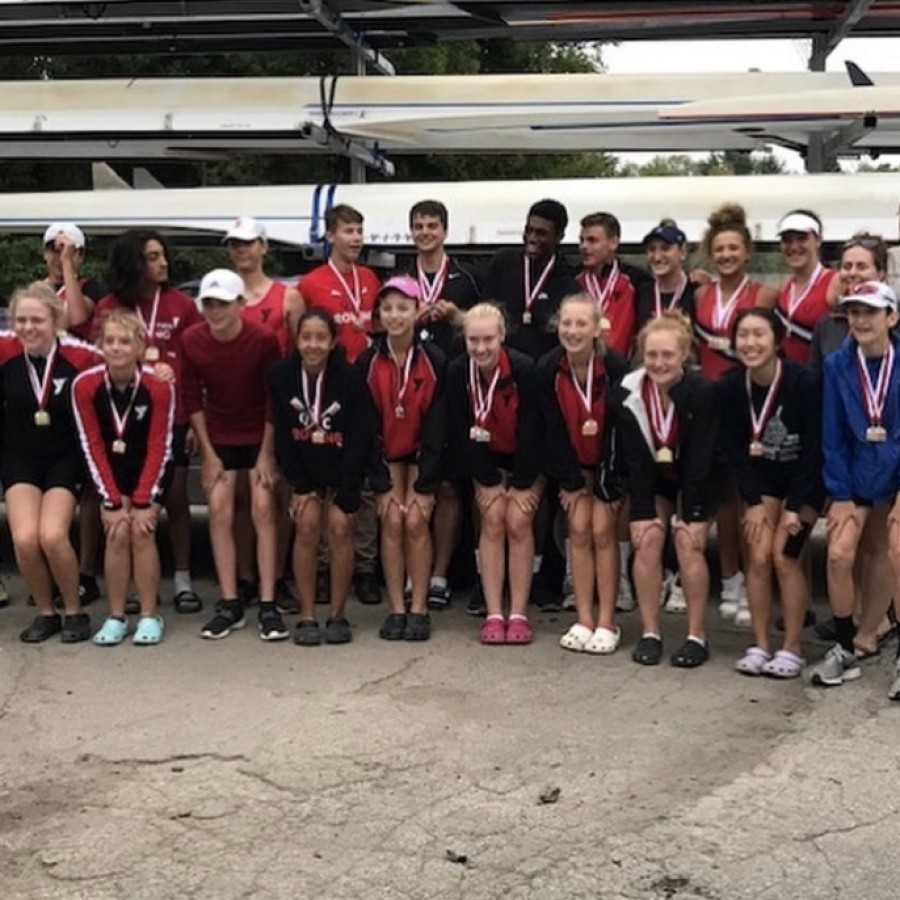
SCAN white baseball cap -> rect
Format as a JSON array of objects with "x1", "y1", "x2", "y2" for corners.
[
  {"x1": 224, "y1": 216, "x2": 267, "y2": 242},
  {"x1": 777, "y1": 212, "x2": 821, "y2": 237},
  {"x1": 43, "y1": 222, "x2": 85, "y2": 249},
  {"x1": 840, "y1": 280, "x2": 897, "y2": 312},
  {"x1": 198, "y1": 269, "x2": 245, "y2": 303}
]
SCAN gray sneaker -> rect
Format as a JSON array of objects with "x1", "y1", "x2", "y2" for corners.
[
  {"x1": 888, "y1": 660, "x2": 900, "y2": 702},
  {"x1": 810, "y1": 644, "x2": 861, "y2": 687}
]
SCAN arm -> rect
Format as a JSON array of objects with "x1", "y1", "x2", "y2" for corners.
[
  {"x1": 413, "y1": 347, "x2": 447, "y2": 495},
  {"x1": 132, "y1": 380, "x2": 175, "y2": 507},
  {"x1": 284, "y1": 286, "x2": 305, "y2": 346},
  {"x1": 536, "y1": 357, "x2": 584, "y2": 492},
  {"x1": 509, "y1": 357, "x2": 542, "y2": 490},
  {"x1": 59, "y1": 243, "x2": 94, "y2": 327},
  {"x1": 680, "y1": 377, "x2": 721, "y2": 523},
  {"x1": 70, "y1": 373, "x2": 123, "y2": 509},
  {"x1": 717, "y1": 373, "x2": 764, "y2": 508},
  {"x1": 822, "y1": 357, "x2": 853, "y2": 501},
  {"x1": 786, "y1": 368, "x2": 825, "y2": 514}
]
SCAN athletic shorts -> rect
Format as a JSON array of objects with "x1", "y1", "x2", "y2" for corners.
[
  {"x1": 116, "y1": 461, "x2": 174, "y2": 503},
  {"x1": 2, "y1": 453, "x2": 84, "y2": 498},
  {"x1": 171, "y1": 423, "x2": 191, "y2": 468},
  {"x1": 213, "y1": 443, "x2": 260, "y2": 472}
]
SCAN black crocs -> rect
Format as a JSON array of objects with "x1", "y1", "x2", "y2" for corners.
[
  {"x1": 403, "y1": 613, "x2": 431, "y2": 642},
  {"x1": 632, "y1": 635, "x2": 663, "y2": 666},
  {"x1": 671, "y1": 638, "x2": 710, "y2": 668},
  {"x1": 379, "y1": 613, "x2": 407, "y2": 641},
  {"x1": 20, "y1": 613, "x2": 62, "y2": 643}
]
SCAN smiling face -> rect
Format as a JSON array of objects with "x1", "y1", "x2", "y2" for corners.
[
  {"x1": 642, "y1": 327, "x2": 688, "y2": 390},
  {"x1": 101, "y1": 320, "x2": 144, "y2": 373},
  {"x1": 780, "y1": 230, "x2": 821, "y2": 274},
  {"x1": 296, "y1": 315, "x2": 335, "y2": 373},
  {"x1": 523, "y1": 215, "x2": 561, "y2": 261},
  {"x1": 646, "y1": 238, "x2": 686, "y2": 280},
  {"x1": 411, "y1": 213, "x2": 447, "y2": 256},
  {"x1": 226, "y1": 237, "x2": 267, "y2": 273},
  {"x1": 735, "y1": 313, "x2": 778, "y2": 372},
  {"x1": 558, "y1": 296, "x2": 600, "y2": 358},
  {"x1": 465, "y1": 313, "x2": 504, "y2": 371},
  {"x1": 378, "y1": 291, "x2": 418, "y2": 340},
  {"x1": 201, "y1": 296, "x2": 242, "y2": 337},
  {"x1": 840, "y1": 245, "x2": 882, "y2": 293},
  {"x1": 846, "y1": 302, "x2": 897, "y2": 353},
  {"x1": 13, "y1": 295, "x2": 58, "y2": 356},
  {"x1": 710, "y1": 229, "x2": 751, "y2": 278},
  {"x1": 579, "y1": 224, "x2": 618, "y2": 270}
]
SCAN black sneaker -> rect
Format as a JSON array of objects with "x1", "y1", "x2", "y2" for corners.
[
  {"x1": 275, "y1": 578, "x2": 299, "y2": 614},
  {"x1": 354, "y1": 572, "x2": 382, "y2": 606},
  {"x1": 200, "y1": 601, "x2": 246, "y2": 640},
  {"x1": 78, "y1": 575, "x2": 100, "y2": 607},
  {"x1": 379, "y1": 612, "x2": 407, "y2": 640},
  {"x1": 427, "y1": 582, "x2": 452, "y2": 610},
  {"x1": 20, "y1": 613, "x2": 62, "y2": 643},
  {"x1": 238, "y1": 578, "x2": 259, "y2": 608},
  {"x1": 466, "y1": 584, "x2": 487, "y2": 617},
  {"x1": 324, "y1": 616, "x2": 353, "y2": 644},
  {"x1": 294, "y1": 619, "x2": 322, "y2": 646},
  {"x1": 60, "y1": 612, "x2": 92, "y2": 644},
  {"x1": 258, "y1": 604, "x2": 289, "y2": 642}
]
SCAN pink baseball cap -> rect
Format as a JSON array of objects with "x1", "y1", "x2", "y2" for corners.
[{"x1": 377, "y1": 274, "x2": 422, "y2": 303}]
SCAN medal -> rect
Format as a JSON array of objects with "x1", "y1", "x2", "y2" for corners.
[
  {"x1": 329, "y1": 260, "x2": 365, "y2": 330},
  {"x1": 25, "y1": 342, "x2": 58, "y2": 431},
  {"x1": 417, "y1": 256, "x2": 448, "y2": 308},
  {"x1": 469, "y1": 356, "x2": 502, "y2": 443},
  {"x1": 135, "y1": 288, "x2": 162, "y2": 351},
  {"x1": 311, "y1": 430, "x2": 326, "y2": 445},
  {"x1": 707, "y1": 276, "x2": 747, "y2": 352},
  {"x1": 300, "y1": 366, "x2": 325, "y2": 438},
  {"x1": 522, "y1": 254, "x2": 555, "y2": 327},
  {"x1": 104, "y1": 369, "x2": 141, "y2": 457},
  {"x1": 388, "y1": 342, "x2": 415, "y2": 421},
  {"x1": 353, "y1": 317, "x2": 365, "y2": 331},
  {"x1": 646, "y1": 375, "x2": 676, "y2": 463},
  {"x1": 395, "y1": 405, "x2": 406, "y2": 419},
  {"x1": 857, "y1": 344, "x2": 894, "y2": 445},
  {"x1": 112, "y1": 439, "x2": 127, "y2": 454},
  {"x1": 709, "y1": 336, "x2": 731, "y2": 353},
  {"x1": 599, "y1": 316, "x2": 612, "y2": 332},
  {"x1": 569, "y1": 354, "x2": 599, "y2": 439},
  {"x1": 746, "y1": 360, "x2": 783, "y2": 460},
  {"x1": 144, "y1": 346, "x2": 160, "y2": 362},
  {"x1": 654, "y1": 274, "x2": 688, "y2": 318},
  {"x1": 655, "y1": 446, "x2": 673, "y2": 464},
  {"x1": 584, "y1": 261, "x2": 618, "y2": 325},
  {"x1": 581, "y1": 418, "x2": 599, "y2": 437}
]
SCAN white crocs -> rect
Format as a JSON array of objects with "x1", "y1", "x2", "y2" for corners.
[
  {"x1": 559, "y1": 623, "x2": 594, "y2": 652},
  {"x1": 584, "y1": 626, "x2": 621, "y2": 655}
]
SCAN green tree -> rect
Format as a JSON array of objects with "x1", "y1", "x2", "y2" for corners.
[{"x1": 617, "y1": 149, "x2": 786, "y2": 177}]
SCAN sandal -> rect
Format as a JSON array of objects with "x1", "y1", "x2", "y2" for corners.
[
  {"x1": 480, "y1": 617, "x2": 507, "y2": 645},
  {"x1": 632, "y1": 635, "x2": 663, "y2": 666},
  {"x1": 133, "y1": 615, "x2": 165, "y2": 645},
  {"x1": 584, "y1": 626, "x2": 621, "y2": 655},
  {"x1": 173, "y1": 589, "x2": 203, "y2": 614},
  {"x1": 559, "y1": 623, "x2": 593, "y2": 652},
  {"x1": 734, "y1": 646, "x2": 772, "y2": 676},
  {"x1": 762, "y1": 649, "x2": 805, "y2": 679},
  {"x1": 671, "y1": 638, "x2": 710, "y2": 668},
  {"x1": 93, "y1": 617, "x2": 128, "y2": 646},
  {"x1": 505, "y1": 617, "x2": 533, "y2": 645}
]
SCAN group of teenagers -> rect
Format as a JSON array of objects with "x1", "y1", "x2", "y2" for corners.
[{"x1": 4, "y1": 195, "x2": 900, "y2": 701}]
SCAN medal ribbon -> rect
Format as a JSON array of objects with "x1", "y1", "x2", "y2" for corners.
[
  {"x1": 25, "y1": 341, "x2": 58, "y2": 413},
  {"x1": 856, "y1": 344, "x2": 894, "y2": 427},
  {"x1": 523, "y1": 255, "x2": 556, "y2": 316},
  {"x1": 654, "y1": 274, "x2": 688, "y2": 318},
  {"x1": 389, "y1": 343, "x2": 415, "y2": 409},
  {"x1": 585, "y1": 260, "x2": 619, "y2": 315},
  {"x1": 300, "y1": 367, "x2": 324, "y2": 429},
  {"x1": 786, "y1": 263, "x2": 823, "y2": 319},
  {"x1": 647, "y1": 378, "x2": 675, "y2": 448},
  {"x1": 469, "y1": 358, "x2": 501, "y2": 427},
  {"x1": 713, "y1": 276, "x2": 748, "y2": 332},
  {"x1": 136, "y1": 288, "x2": 162, "y2": 344},
  {"x1": 328, "y1": 260, "x2": 362, "y2": 320},
  {"x1": 745, "y1": 359, "x2": 783, "y2": 442},
  {"x1": 569, "y1": 354, "x2": 594, "y2": 417},
  {"x1": 104, "y1": 369, "x2": 141, "y2": 441},
  {"x1": 417, "y1": 256, "x2": 449, "y2": 307}
]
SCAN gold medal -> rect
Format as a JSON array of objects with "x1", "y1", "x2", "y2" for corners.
[
  {"x1": 522, "y1": 311, "x2": 532, "y2": 325},
  {"x1": 469, "y1": 425, "x2": 491, "y2": 443},
  {"x1": 112, "y1": 439, "x2": 127, "y2": 455},
  {"x1": 395, "y1": 405, "x2": 406, "y2": 419},
  {"x1": 34, "y1": 410, "x2": 51, "y2": 427},
  {"x1": 655, "y1": 446, "x2": 673, "y2": 464},
  {"x1": 749, "y1": 440, "x2": 765, "y2": 457},
  {"x1": 599, "y1": 316, "x2": 612, "y2": 331},
  {"x1": 866, "y1": 425, "x2": 888, "y2": 442},
  {"x1": 144, "y1": 346, "x2": 160, "y2": 362},
  {"x1": 581, "y1": 418, "x2": 599, "y2": 437},
  {"x1": 709, "y1": 336, "x2": 731, "y2": 353},
  {"x1": 311, "y1": 430, "x2": 326, "y2": 445},
  {"x1": 353, "y1": 317, "x2": 365, "y2": 331}
]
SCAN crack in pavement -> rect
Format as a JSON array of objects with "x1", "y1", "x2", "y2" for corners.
[{"x1": 354, "y1": 655, "x2": 424, "y2": 693}]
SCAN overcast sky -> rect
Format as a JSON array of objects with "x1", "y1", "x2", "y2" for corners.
[{"x1": 603, "y1": 37, "x2": 899, "y2": 171}]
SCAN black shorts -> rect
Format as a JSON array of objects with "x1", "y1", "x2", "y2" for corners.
[
  {"x1": 213, "y1": 443, "x2": 260, "y2": 471},
  {"x1": 117, "y1": 461, "x2": 175, "y2": 503},
  {"x1": 2, "y1": 453, "x2": 84, "y2": 498},
  {"x1": 171, "y1": 423, "x2": 191, "y2": 468}
]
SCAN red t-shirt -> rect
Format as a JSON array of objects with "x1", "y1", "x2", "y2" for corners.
[
  {"x1": 776, "y1": 267, "x2": 837, "y2": 364},
  {"x1": 298, "y1": 262, "x2": 380, "y2": 363},
  {"x1": 242, "y1": 281, "x2": 291, "y2": 357},
  {"x1": 92, "y1": 288, "x2": 202, "y2": 425},
  {"x1": 181, "y1": 320, "x2": 280, "y2": 446},
  {"x1": 694, "y1": 280, "x2": 763, "y2": 381},
  {"x1": 576, "y1": 263, "x2": 637, "y2": 358}
]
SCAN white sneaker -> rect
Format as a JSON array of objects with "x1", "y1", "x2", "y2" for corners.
[
  {"x1": 562, "y1": 575, "x2": 576, "y2": 611},
  {"x1": 888, "y1": 660, "x2": 900, "y2": 702},
  {"x1": 734, "y1": 597, "x2": 752, "y2": 627},
  {"x1": 719, "y1": 572, "x2": 745, "y2": 618},
  {"x1": 615, "y1": 573, "x2": 636, "y2": 612},
  {"x1": 658, "y1": 568, "x2": 675, "y2": 606},
  {"x1": 663, "y1": 574, "x2": 687, "y2": 613}
]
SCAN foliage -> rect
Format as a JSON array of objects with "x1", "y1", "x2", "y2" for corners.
[{"x1": 616, "y1": 149, "x2": 786, "y2": 177}]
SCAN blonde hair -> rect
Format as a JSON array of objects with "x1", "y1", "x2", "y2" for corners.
[
  {"x1": 636, "y1": 310, "x2": 694, "y2": 360},
  {"x1": 701, "y1": 203, "x2": 752, "y2": 259},
  {"x1": 98, "y1": 310, "x2": 147, "y2": 348},
  {"x1": 9, "y1": 281, "x2": 64, "y2": 321},
  {"x1": 463, "y1": 302, "x2": 507, "y2": 339}
]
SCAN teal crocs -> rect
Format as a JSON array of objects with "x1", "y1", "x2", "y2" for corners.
[
  {"x1": 133, "y1": 615, "x2": 165, "y2": 646},
  {"x1": 93, "y1": 617, "x2": 128, "y2": 646}
]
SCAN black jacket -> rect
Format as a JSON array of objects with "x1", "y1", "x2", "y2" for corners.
[{"x1": 611, "y1": 367, "x2": 721, "y2": 523}]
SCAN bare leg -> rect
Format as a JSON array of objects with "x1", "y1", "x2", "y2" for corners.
[
  {"x1": 38, "y1": 488, "x2": 81, "y2": 615},
  {"x1": 593, "y1": 500, "x2": 619, "y2": 631},
  {"x1": 293, "y1": 496, "x2": 323, "y2": 620},
  {"x1": 207, "y1": 472, "x2": 239, "y2": 599},
  {"x1": 327, "y1": 503, "x2": 355, "y2": 619},
  {"x1": 6, "y1": 484, "x2": 56, "y2": 614}
]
